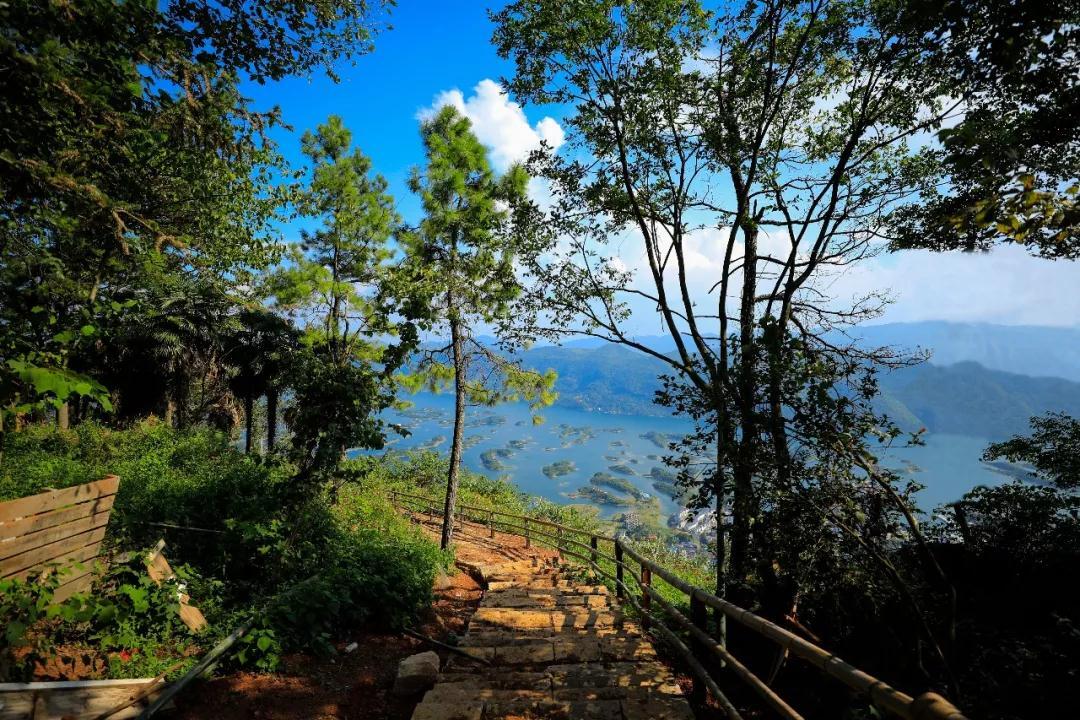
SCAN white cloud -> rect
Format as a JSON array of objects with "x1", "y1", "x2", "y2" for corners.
[
  {"x1": 835, "y1": 245, "x2": 1080, "y2": 327},
  {"x1": 604, "y1": 228, "x2": 1080, "y2": 331},
  {"x1": 420, "y1": 83, "x2": 1076, "y2": 332},
  {"x1": 419, "y1": 79, "x2": 565, "y2": 173}
]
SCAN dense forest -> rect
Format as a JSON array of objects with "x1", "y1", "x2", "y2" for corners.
[{"x1": 1, "y1": 1, "x2": 1077, "y2": 719}]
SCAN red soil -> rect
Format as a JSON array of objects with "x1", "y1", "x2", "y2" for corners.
[{"x1": 172, "y1": 558, "x2": 484, "y2": 720}]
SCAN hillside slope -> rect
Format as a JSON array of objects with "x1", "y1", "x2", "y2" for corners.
[{"x1": 521, "y1": 344, "x2": 1080, "y2": 439}]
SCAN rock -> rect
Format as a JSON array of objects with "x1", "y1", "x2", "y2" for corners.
[{"x1": 392, "y1": 650, "x2": 441, "y2": 696}]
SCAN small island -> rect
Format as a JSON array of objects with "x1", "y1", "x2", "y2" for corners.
[
  {"x1": 589, "y1": 472, "x2": 647, "y2": 500},
  {"x1": 480, "y1": 449, "x2": 509, "y2": 471},
  {"x1": 415, "y1": 434, "x2": 447, "y2": 451},
  {"x1": 569, "y1": 486, "x2": 634, "y2": 506},
  {"x1": 641, "y1": 431, "x2": 676, "y2": 450},
  {"x1": 558, "y1": 423, "x2": 596, "y2": 447},
  {"x1": 543, "y1": 460, "x2": 577, "y2": 478},
  {"x1": 649, "y1": 466, "x2": 685, "y2": 500},
  {"x1": 609, "y1": 464, "x2": 637, "y2": 476},
  {"x1": 468, "y1": 413, "x2": 506, "y2": 428}
]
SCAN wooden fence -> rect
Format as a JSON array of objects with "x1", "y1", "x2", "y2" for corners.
[
  {"x1": 0, "y1": 476, "x2": 119, "y2": 602},
  {"x1": 390, "y1": 488, "x2": 968, "y2": 720}
]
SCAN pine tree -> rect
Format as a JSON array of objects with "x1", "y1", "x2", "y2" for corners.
[
  {"x1": 398, "y1": 106, "x2": 555, "y2": 549},
  {"x1": 269, "y1": 116, "x2": 401, "y2": 477}
]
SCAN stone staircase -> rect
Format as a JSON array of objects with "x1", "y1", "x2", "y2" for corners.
[{"x1": 411, "y1": 539, "x2": 695, "y2": 720}]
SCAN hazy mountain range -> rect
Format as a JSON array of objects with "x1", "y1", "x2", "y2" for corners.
[{"x1": 519, "y1": 322, "x2": 1080, "y2": 440}]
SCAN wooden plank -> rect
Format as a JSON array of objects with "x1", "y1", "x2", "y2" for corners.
[
  {"x1": 0, "y1": 526, "x2": 108, "y2": 577},
  {"x1": 0, "y1": 476, "x2": 119, "y2": 525},
  {"x1": 143, "y1": 543, "x2": 208, "y2": 632},
  {"x1": 0, "y1": 493, "x2": 116, "y2": 541},
  {"x1": 11, "y1": 543, "x2": 100, "y2": 582},
  {"x1": 52, "y1": 568, "x2": 97, "y2": 603},
  {"x1": 145, "y1": 549, "x2": 173, "y2": 585},
  {"x1": 0, "y1": 678, "x2": 167, "y2": 720},
  {"x1": 0, "y1": 679, "x2": 161, "y2": 691},
  {"x1": 0, "y1": 511, "x2": 112, "y2": 562},
  {"x1": 178, "y1": 603, "x2": 208, "y2": 633}
]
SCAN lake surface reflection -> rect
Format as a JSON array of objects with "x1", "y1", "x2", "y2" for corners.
[{"x1": 354, "y1": 393, "x2": 1015, "y2": 519}]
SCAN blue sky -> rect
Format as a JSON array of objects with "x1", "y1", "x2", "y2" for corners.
[
  {"x1": 241, "y1": 2, "x2": 1079, "y2": 330},
  {"x1": 242, "y1": 2, "x2": 541, "y2": 223}
]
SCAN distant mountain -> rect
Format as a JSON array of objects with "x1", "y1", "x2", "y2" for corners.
[
  {"x1": 521, "y1": 344, "x2": 669, "y2": 416},
  {"x1": 556, "y1": 322, "x2": 1080, "y2": 381},
  {"x1": 875, "y1": 361, "x2": 1080, "y2": 439},
  {"x1": 849, "y1": 322, "x2": 1080, "y2": 382},
  {"x1": 521, "y1": 341, "x2": 1080, "y2": 440}
]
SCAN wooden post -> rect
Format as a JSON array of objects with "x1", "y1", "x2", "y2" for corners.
[
  {"x1": 641, "y1": 564, "x2": 652, "y2": 631},
  {"x1": 690, "y1": 591, "x2": 709, "y2": 702},
  {"x1": 590, "y1": 535, "x2": 598, "y2": 566},
  {"x1": 489, "y1": 511, "x2": 495, "y2": 538},
  {"x1": 615, "y1": 540, "x2": 624, "y2": 599},
  {"x1": 524, "y1": 518, "x2": 531, "y2": 548}
]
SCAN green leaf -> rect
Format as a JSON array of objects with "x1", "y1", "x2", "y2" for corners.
[{"x1": 4, "y1": 621, "x2": 27, "y2": 644}]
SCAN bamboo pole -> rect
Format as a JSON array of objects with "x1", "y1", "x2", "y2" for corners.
[{"x1": 136, "y1": 619, "x2": 254, "y2": 718}]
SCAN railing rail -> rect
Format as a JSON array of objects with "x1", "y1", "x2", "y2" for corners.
[{"x1": 389, "y1": 489, "x2": 967, "y2": 720}]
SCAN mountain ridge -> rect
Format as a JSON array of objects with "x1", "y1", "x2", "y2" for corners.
[{"x1": 518, "y1": 338, "x2": 1080, "y2": 440}]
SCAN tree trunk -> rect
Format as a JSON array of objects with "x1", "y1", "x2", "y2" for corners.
[
  {"x1": 266, "y1": 389, "x2": 278, "y2": 452},
  {"x1": 244, "y1": 395, "x2": 254, "y2": 454},
  {"x1": 733, "y1": 225, "x2": 759, "y2": 581},
  {"x1": 57, "y1": 401, "x2": 70, "y2": 431},
  {"x1": 441, "y1": 315, "x2": 467, "y2": 550},
  {"x1": 164, "y1": 397, "x2": 175, "y2": 428},
  {"x1": 175, "y1": 375, "x2": 188, "y2": 430},
  {"x1": 714, "y1": 420, "x2": 729, "y2": 649}
]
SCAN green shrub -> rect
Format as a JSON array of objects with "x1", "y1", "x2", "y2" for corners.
[
  {"x1": 0, "y1": 424, "x2": 449, "y2": 677},
  {"x1": 1, "y1": 425, "x2": 710, "y2": 681},
  {"x1": 0, "y1": 556, "x2": 201, "y2": 682}
]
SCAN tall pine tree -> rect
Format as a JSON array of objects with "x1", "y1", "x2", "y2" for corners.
[
  {"x1": 398, "y1": 106, "x2": 555, "y2": 549},
  {"x1": 269, "y1": 116, "x2": 402, "y2": 479}
]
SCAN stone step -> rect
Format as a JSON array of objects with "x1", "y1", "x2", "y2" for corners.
[
  {"x1": 412, "y1": 673, "x2": 694, "y2": 720},
  {"x1": 483, "y1": 593, "x2": 610, "y2": 609},
  {"x1": 472, "y1": 557, "x2": 559, "y2": 573},
  {"x1": 457, "y1": 633, "x2": 655, "y2": 663},
  {"x1": 408, "y1": 522, "x2": 693, "y2": 720},
  {"x1": 547, "y1": 661, "x2": 683, "y2": 700},
  {"x1": 481, "y1": 698, "x2": 624, "y2": 720},
  {"x1": 412, "y1": 695, "x2": 693, "y2": 720},
  {"x1": 471, "y1": 607, "x2": 622, "y2": 632},
  {"x1": 485, "y1": 585, "x2": 608, "y2": 598}
]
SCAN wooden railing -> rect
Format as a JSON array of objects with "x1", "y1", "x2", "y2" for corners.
[{"x1": 390, "y1": 489, "x2": 968, "y2": 720}]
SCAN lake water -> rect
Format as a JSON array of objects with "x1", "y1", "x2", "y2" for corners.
[{"x1": 357, "y1": 393, "x2": 1014, "y2": 520}]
